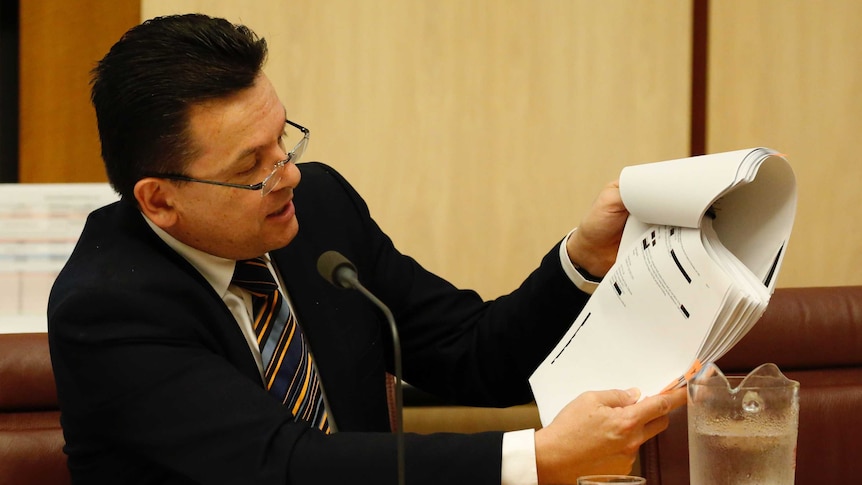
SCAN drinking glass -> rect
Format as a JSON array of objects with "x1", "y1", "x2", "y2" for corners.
[{"x1": 577, "y1": 476, "x2": 646, "y2": 484}]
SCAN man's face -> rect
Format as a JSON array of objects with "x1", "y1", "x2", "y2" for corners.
[{"x1": 160, "y1": 74, "x2": 302, "y2": 260}]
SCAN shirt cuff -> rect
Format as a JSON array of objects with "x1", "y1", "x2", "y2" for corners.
[
  {"x1": 501, "y1": 429, "x2": 538, "y2": 485},
  {"x1": 559, "y1": 228, "x2": 601, "y2": 295}
]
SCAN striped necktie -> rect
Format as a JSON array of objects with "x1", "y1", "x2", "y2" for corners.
[{"x1": 231, "y1": 257, "x2": 329, "y2": 433}]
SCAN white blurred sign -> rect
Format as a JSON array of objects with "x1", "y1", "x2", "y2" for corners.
[{"x1": 0, "y1": 183, "x2": 118, "y2": 333}]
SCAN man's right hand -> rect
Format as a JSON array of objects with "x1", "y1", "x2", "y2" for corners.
[{"x1": 534, "y1": 387, "x2": 686, "y2": 484}]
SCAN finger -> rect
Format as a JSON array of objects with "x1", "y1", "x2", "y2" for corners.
[
  {"x1": 593, "y1": 388, "x2": 640, "y2": 408},
  {"x1": 642, "y1": 414, "x2": 671, "y2": 441},
  {"x1": 662, "y1": 387, "x2": 688, "y2": 410},
  {"x1": 629, "y1": 392, "x2": 674, "y2": 423}
]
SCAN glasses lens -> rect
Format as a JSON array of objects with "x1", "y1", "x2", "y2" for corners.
[
  {"x1": 261, "y1": 122, "x2": 308, "y2": 196},
  {"x1": 261, "y1": 163, "x2": 284, "y2": 197},
  {"x1": 292, "y1": 136, "x2": 308, "y2": 163}
]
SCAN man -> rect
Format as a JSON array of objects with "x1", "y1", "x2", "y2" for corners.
[{"x1": 48, "y1": 13, "x2": 684, "y2": 485}]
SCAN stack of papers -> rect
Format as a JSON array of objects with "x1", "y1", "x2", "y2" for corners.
[{"x1": 529, "y1": 148, "x2": 797, "y2": 425}]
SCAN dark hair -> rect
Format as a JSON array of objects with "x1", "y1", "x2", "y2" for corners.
[{"x1": 91, "y1": 14, "x2": 268, "y2": 200}]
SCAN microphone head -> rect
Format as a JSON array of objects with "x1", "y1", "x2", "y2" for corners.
[{"x1": 317, "y1": 250, "x2": 357, "y2": 288}]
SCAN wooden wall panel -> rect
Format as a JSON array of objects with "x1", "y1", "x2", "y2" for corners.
[
  {"x1": 708, "y1": 0, "x2": 862, "y2": 287},
  {"x1": 143, "y1": 0, "x2": 692, "y2": 298},
  {"x1": 19, "y1": 0, "x2": 139, "y2": 183}
]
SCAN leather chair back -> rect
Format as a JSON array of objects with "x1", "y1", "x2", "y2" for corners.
[
  {"x1": 639, "y1": 286, "x2": 862, "y2": 484},
  {"x1": 0, "y1": 332, "x2": 70, "y2": 485}
]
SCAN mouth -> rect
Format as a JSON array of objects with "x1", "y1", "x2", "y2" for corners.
[{"x1": 267, "y1": 200, "x2": 295, "y2": 219}]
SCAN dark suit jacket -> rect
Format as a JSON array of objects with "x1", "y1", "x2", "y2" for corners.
[{"x1": 48, "y1": 162, "x2": 590, "y2": 485}]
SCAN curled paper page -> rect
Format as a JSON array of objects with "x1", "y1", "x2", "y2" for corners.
[{"x1": 530, "y1": 148, "x2": 796, "y2": 426}]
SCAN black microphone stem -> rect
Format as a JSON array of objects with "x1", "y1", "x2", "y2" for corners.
[{"x1": 340, "y1": 272, "x2": 405, "y2": 485}]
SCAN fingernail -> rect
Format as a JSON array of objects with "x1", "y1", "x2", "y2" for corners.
[{"x1": 627, "y1": 388, "x2": 641, "y2": 400}]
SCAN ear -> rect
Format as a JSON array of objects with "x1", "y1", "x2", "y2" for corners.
[{"x1": 134, "y1": 178, "x2": 178, "y2": 229}]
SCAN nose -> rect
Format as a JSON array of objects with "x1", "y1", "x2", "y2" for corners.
[
  {"x1": 267, "y1": 159, "x2": 301, "y2": 195},
  {"x1": 284, "y1": 159, "x2": 301, "y2": 187}
]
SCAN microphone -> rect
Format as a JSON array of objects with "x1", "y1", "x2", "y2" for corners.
[{"x1": 317, "y1": 251, "x2": 405, "y2": 485}]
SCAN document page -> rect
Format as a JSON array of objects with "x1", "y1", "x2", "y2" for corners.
[
  {"x1": 618, "y1": 148, "x2": 796, "y2": 289},
  {"x1": 530, "y1": 224, "x2": 733, "y2": 425},
  {"x1": 529, "y1": 147, "x2": 797, "y2": 427}
]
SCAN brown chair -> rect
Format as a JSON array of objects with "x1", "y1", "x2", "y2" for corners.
[
  {"x1": 0, "y1": 332, "x2": 70, "y2": 485},
  {"x1": 639, "y1": 286, "x2": 862, "y2": 485}
]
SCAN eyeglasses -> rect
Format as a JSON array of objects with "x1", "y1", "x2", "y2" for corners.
[{"x1": 149, "y1": 119, "x2": 309, "y2": 197}]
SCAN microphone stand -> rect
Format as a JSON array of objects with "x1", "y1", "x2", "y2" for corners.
[
  {"x1": 343, "y1": 275, "x2": 405, "y2": 485},
  {"x1": 318, "y1": 251, "x2": 405, "y2": 485}
]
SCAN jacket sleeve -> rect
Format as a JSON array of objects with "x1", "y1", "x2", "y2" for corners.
[{"x1": 290, "y1": 163, "x2": 591, "y2": 407}]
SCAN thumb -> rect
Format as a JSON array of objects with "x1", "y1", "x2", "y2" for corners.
[{"x1": 597, "y1": 388, "x2": 641, "y2": 408}]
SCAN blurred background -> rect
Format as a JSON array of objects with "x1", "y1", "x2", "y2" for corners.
[{"x1": 5, "y1": 0, "x2": 861, "y2": 300}]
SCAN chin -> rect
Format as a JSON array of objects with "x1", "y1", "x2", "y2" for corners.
[{"x1": 263, "y1": 221, "x2": 299, "y2": 253}]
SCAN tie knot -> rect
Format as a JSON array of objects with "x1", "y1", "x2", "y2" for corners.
[{"x1": 232, "y1": 257, "x2": 278, "y2": 295}]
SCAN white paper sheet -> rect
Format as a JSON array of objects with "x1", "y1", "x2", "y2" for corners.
[{"x1": 530, "y1": 148, "x2": 797, "y2": 426}]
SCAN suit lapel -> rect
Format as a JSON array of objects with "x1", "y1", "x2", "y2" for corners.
[{"x1": 114, "y1": 201, "x2": 266, "y2": 386}]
